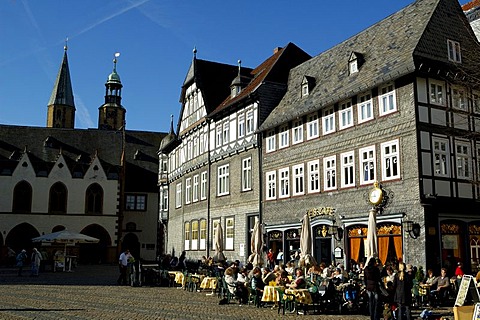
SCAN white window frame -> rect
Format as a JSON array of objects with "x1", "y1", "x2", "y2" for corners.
[
  {"x1": 472, "y1": 90, "x2": 480, "y2": 114},
  {"x1": 339, "y1": 100, "x2": 353, "y2": 130},
  {"x1": 223, "y1": 122, "x2": 230, "y2": 144},
  {"x1": 323, "y1": 156, "x2": 336, "y2": 191},
  {"x1": 184, "y1": 221, "x2": 190, "y2": 250},
  {"x1": 452, "y1": 86, "x2": 467, "y2": 111},
  {"x1": 455, "y1": 141, "x2": 471, "y2": 179},
  {"x1": 279, "y1": 125, "x2": 289, "y2": 149},
  {"x1": 322, "y1": 107, "x2": 335, "y2": 135},
  {"x1": 217, "y1": 164, "x2": 230, "y2": 196},
  {"x1": 429, "y1": 79, "x2": 445, "y2": 106},
  {"x1": 199, "y1": 219, "x2": 207, "y2": 250},
  {"x1": 378, "y1": 83, "x2": 397, "y2": 116},
  {"x1": 292, "y1": 164, "x2": 305, "y2": 196},
  {"x1": 266, "y1": 130, "x2": 276, "y2": 153},
  {"x1": 306, "y1": 114, "x2": 319, "y2": 140},
  {"x1": 225, "y1": 217, "x2": 234, "y2": 250},
  {"x1": 199, "y1": 133, "x2": 205, "y2": 154},
  {"x1": 359, "y1": 145, "x2": 376, "y2": 185},
  {"x1": 279, "y1": 167, "x2": 290, "y2": 198},
  {"x1": 307, "y1": 160, "x2": 320, "y2": 194},
  {"x1": 175, "y1": 182, "x2": 182, "y2": 208},
  {"x1": 216, "y1": 125, "x2": 222, "y2": 148},
  {"x1": 292, "y1": 120, "x2": 304, "y2": 145},
  {"x1": 200, "y1": 171, "x2": 207, "y2": 200},
  {"x1": 381, "y1": 139, "x2": 400, "y2": 181},
  {"x1": 302, "y1": 83, "x2": 309, "y2": 97},
  {"x1": 358, "y1": 92, "x2": 373, "y2": 123},
  {"x1": 433, "y1": 137, "x2": 450, "y2": 177},
  {"x1": 185, "y1": 177, "x2": 191, "y2": 204},
  {"x1": 193, "y1": 174, "x2": 199, "y2": 202},
  {"x1": 447, "y1": 39, "x2": 462, "y2": 63},
  {"x1": 341, "y1": 151, "x2": 355, "y2": 188},
  {"x1": 349, "y1": 60, "x2": 358, "y2": 74},
  {"x1": 246, "y1": 111, "x2": 254, "y2": 135},
  {"x1": 191, "y1": 220, "x2": 198, "y2": 250},
  {"x1": 238, "y1": 114, "x2": 245, "y2": 138},
  {"x1": 242, "y1": 157, "x2": 252, "y2": 191},
  {"x1": 266, "y1": 171, "x2": 276, "y2": 200}
]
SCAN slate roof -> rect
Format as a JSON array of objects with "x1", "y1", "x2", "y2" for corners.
[
  {"x1": 48, "y1": 49, "x2": 75, "y2": 108},
  {"x1": 208, "y1": 43, "x2": 311, "y2": 122},
  {"x1": 260, "y1": 0, "x2": 478, "y2": 132},
  {"x1": 178, "y1": 58, "x2": 253, "y2": 135},
  {"x1": 0, "y1": 125, "x2": 164, "y2": 193}
]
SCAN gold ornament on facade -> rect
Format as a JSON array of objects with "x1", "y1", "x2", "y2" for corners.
[
  {"x1": 269, "y1": 231, "x2": 283, "y2": 240},
  {"x1": 307, "y1": 207, "x2": 336, "y2": 219},
  {"x1": 348, "y1": 224, "x2": 401, "y2": 237},
  {"x1": 469, "y1": 224, "x2": 480, "y2": 235},
  {"x1": 441, "y1": 223, "x2": 460, "y2": 234}
]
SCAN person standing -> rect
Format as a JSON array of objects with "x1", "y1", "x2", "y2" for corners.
[
  {"x1": 276, "y1": 249, "x2": 284, "y2": 266},
  {"x1": 30, "y1": 248, "x2": 42, "y2": 277},
  {"x1": 267, "y1": 249, "x2": 275, "y2": 269},
  {"x1": 117, "y1": 249, "x2": 131, "y2": 285},
  {"x1": 16, "y1": 249, "x2": 27, "y2": 276},
  {"x1": 364, "y1": 257, "x2": 381, "y2": 320},
  {"x1": 393, "y1": 262, "x2": 413, "y2": 320}
]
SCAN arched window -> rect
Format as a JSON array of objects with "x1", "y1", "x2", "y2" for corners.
[
  {"x1": 85, "y1": 183, "x2": 103, "y2": 214},
  {"x1": 12, "y1": 181, "x2": 32, "y2": 213},
  {"x1": 48, "y1": 182, "x2": 67, "y2": 214}
]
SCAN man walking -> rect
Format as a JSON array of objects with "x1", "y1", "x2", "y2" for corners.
[{"x1": 117, "y1": 249, "x2": 131, "y2": 285}]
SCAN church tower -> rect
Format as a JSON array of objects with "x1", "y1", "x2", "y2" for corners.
[
  {"x1": 47, "y1": 44, "x2": 75, "y2": 128},
  {"x1": 98, "y1": 53, "x2": 126, "y2": 130}
]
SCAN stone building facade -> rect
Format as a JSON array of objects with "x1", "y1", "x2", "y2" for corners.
[
  {"x1": 0, "y1": 47, "x2": 165, "y2": 264},
  {"x1": 258, "y1": 0, "x2": 480, "y2": 274}
]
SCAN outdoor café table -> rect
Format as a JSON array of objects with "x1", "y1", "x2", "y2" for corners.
[
  {"x1": 262, "y1": 285, "x2": 285, "y2": 302},
  {"x1": 285, "y1": 288, "x2": 313, "y2": 305},
  {"x1": 168, "y1": 271, "x2": 185, "y2": 287},
  {"x1": 200, "y1": 276, "x2": 218, "y2": 295}
]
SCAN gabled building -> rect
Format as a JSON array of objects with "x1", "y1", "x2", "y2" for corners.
[
  {"x1": 161, "y1": 44, "x2": 311, "y2": 262},
  {"x1": 259, "y1": 0, "x2": 480, "y2": 274},
  {"x1": 0, "y1": 46, "x2": 165, "y2": 264},
  {"x1": 463, "y1": 0, "x2": 480, "y2": 40}
]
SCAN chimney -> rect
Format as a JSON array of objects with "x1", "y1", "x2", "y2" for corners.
[{"x1": 273, "y1": 47, "x2": 283, "y2": 54}]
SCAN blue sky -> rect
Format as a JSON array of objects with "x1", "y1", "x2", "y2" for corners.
[{"x1": 0, "y1": 0, "x2": 470, "y2": 133}]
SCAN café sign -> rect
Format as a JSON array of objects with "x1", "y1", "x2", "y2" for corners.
[{"x1": 307, "y1": 207, "x2": 336, "y2": 219}]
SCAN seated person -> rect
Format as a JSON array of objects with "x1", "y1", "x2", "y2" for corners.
[
  {"x1": 331, "y1": 267, "x2": 344, "y2": 285},
  {"x1": 287, "y1": 268, "x2": 306, "y2": 289},
  {"x1": 430, "y1": 268, "x2": 450, "y2": 307},
  {"x1": 275, "y1": 270, "x2": 291, "y2": 286},
  {"x1": 251, "y1": 267, "x2": 265, "y2": 294},
  {"x1": 225, "y1": 266, "x2": 247, "y2": 304},
  {"x1": 285, "y1": 262, "x2": 295, "y2": 275},
  {"x1": 262, "y1": 267, "x2": 276, "y2": 285}
]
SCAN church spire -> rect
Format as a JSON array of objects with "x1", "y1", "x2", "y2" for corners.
[
  {"x1": 98, "y1": 52, "x2": 126, "y2": 130},
  {"x1": 46, "y1": 41, "x2": 76, "y2": 128}
]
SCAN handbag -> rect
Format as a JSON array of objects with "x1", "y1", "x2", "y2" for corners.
[{"x1": 378, "y1": 282, "x2": 389, "y2": 297}]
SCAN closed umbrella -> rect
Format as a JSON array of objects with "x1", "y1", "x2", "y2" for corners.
[
  {"x1": 213, "y1": 223, "x2": 226, "y2": 263},
  {"x1": 299, "y1": 213, "x2": 316, "y2": 268},
  {"x1": 365, "y1": 208, "x2": 378, "y2": 261},
  {"x1": 248, "y1": 221, "x2": 263, "y2": 267}
]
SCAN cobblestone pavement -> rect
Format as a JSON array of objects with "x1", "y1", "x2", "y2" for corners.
[{"x1": 0, "y1": 265, "x2": 452, "y2": 320}]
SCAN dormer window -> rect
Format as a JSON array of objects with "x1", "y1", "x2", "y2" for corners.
[
  {"x1": 302, "y1": 83, "x2": 309, "y2": 96},
  {"x1": 349, "y1": 60, "x2": 358, "y2": 74},
  {"x1": 447, "y1": 39, "x2": 461, "y2": 63},
  {"x1": 348, "y1": 52, "x2": 364, "y2": 75},
  {"x1": 301, "y1": 76, "x2": 315, "y2": 97}
]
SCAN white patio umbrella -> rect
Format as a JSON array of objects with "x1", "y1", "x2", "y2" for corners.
[
  {"x1": 248, "y1": 221, "x2": 263, "y2": 267},
  {"x1": 32, "y1": 230, "x2": 99, "y2": 271},
  {"x1": 299, "y1": 213, "x2": 316, "y2": 268},
  {"x1": 213, "y1": 223, "x2": 226, "y2": 263},
  {"x1": 365, "y1": 208, "x2": 378, "y2": 261}
]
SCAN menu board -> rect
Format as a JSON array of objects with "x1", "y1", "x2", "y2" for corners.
[{"x1": 455, "y1": 275, "x2": 480, "y2": 307}]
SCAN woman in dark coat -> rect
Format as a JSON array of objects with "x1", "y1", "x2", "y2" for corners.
[
  {"x1": 393, "y1": 262, "x2": 413, "y2": 320},
  {"x1": 364, "y1": 257, "x2": 381, "y2": 320}
]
